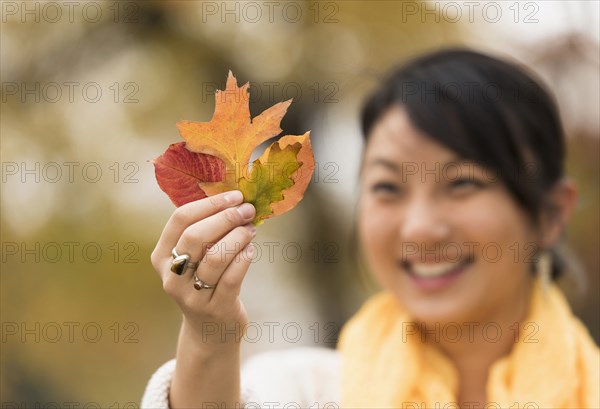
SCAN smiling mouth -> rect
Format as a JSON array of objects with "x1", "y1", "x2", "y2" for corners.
[{"x1": 400, "y1": 257, "x2": 474, "y2": 279}]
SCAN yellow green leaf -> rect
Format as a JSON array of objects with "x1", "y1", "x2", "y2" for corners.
[{"x1": 238, "y1": 142, "x2": 302, "y2": 225}]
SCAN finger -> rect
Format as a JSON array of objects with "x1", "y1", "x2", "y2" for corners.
[
  {"x1": 174, "y1": 202, "x2": 256, "y2": 272},
  {"x1": 155, "y1": 190, "x2": 244, "y2": 258},
  {"x1": 209, "y1": 242, "x2": 255, "y2": 305},
  {"x1": 160, "y1": 226, "x2": 252, "y2": 308},
  {"x1": 194, "y1": 224, "x2": 256, "y2": 289}
]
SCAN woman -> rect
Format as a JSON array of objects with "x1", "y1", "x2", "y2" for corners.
[{"x1": 141, "y1": 48, "x2": 600, "y2": 408}]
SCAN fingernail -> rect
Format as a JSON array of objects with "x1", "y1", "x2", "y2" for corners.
[
  {"x1": 224, "y1": 190, "x2": 243, "y2": 204},
  {"x1": 246, "y1": 243, "x2": 255, "y2": 257},
  {"x1": 236, "y1": 203, "x2": 255, "y2": 219},
  {"x1": 246, "y1": 224, "x2": 257, "y2": 236}
]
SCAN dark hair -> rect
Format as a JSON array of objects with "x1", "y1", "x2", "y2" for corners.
[{"x1": 360, "y1": 48, "x2": 567, "y2": 280}]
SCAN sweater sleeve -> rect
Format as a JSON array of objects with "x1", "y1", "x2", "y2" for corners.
[
  {"x1": 240, "y1": 346, "x2": 340, "y2": 408},
  {"x1": 140, "y1": 347, "x2": 340, "y2": 408},
  {"x1": 140, "y1": 359, "x2": 175, "y2": 409},
  {"x1": 139, "y1": 358, "x2": 258, "y2": 409}
]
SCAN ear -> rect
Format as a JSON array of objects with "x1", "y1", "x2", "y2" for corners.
[{"x1": 539, "y1": 177, "x2": 578, "y2": 249}]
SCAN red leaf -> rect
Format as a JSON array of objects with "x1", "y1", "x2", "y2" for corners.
[{"x1": 151, "y1": 142, "x2": 225, "y2": 207}]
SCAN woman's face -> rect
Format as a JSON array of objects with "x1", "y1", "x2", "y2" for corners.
[{"x1": 358, "y1": 105, "x2": 537, "y2": 325}]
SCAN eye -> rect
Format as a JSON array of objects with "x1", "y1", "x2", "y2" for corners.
[
  {"x1": 371, "y1": 182, "x2": 401, "y2": 195},
  {"x1": 449, "y1": 178, "x2": 484, "y2": 190}
]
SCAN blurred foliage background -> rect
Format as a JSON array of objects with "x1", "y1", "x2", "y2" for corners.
[{"x1": 1, "y1": 0, "x2": 598, "y2": 405}]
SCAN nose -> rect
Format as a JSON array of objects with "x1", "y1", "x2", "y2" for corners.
[{"x1": 399, "y1": 195, "x2": 450, "y2": 250}]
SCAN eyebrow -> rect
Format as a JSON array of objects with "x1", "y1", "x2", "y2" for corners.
[
  {"x1": 366, "y1": 158, "x2": 401, "y2": 173},
  {"x1": 365, "y1": 157, "x2": 473, "y2": 173}
]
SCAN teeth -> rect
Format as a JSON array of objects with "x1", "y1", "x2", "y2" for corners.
[{"x1": 410, "y1": 262, "x2": 464, "y2": 278}]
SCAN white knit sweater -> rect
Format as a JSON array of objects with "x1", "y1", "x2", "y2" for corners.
[{"x1": 140, "y1": 346, "x2": 341, "y2": 408}]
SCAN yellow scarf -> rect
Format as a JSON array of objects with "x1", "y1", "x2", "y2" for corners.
[{"x1": 337, "y1": 276, "x2": 599, "y2": 408}]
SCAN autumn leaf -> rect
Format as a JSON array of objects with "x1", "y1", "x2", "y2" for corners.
[
  {"x1": 238, "y1": 141, "x2": 302, "y2": 222},
  {"x1": 151, "y1": 71, "x2": 314, "y2": 225},
  {"x1": 150, "y1": 142, "x2": 225, "y2": 207},
  {"x1": 257, "y1": 133, "x2": 314, "y2": 217},
  {"x1": 177, "y1": 71, "x2": 293, "y2": 187}
]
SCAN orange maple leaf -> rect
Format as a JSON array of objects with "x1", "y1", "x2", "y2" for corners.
[{"x1": 152, "y1": 71, "x2": 314, "y2": 225}]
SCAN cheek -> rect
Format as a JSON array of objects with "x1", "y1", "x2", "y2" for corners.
[
  {"x1": 465, "y1": 196, "x2": 533, "y2": 252},
  {"x1": 359, "y1": 198, "x2": 385, "y2": 241},
  {"x1": 453, "y1": 194, "x2": 535, "y2": 297},
  {"x1": 358, "y1": 198, "x2": 397, "y2": 267}
]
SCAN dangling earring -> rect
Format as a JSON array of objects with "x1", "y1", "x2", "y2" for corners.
[{"x1": 537, "y1": 251, "x2": 552, "y2": 290}]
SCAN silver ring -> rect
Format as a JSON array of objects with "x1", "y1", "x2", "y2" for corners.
[
  {"x1": 193, "y1": 273, "x2": 217, "y2": 290},
  {"x1": 170, "y1": 247, "x2": 199, "y2": 276}
]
